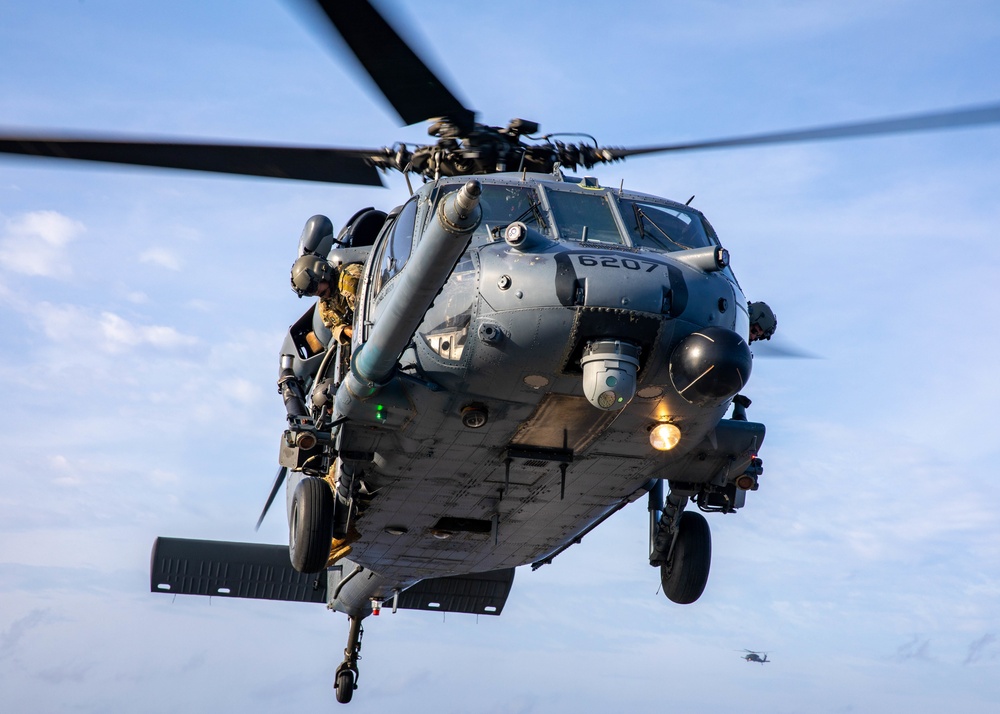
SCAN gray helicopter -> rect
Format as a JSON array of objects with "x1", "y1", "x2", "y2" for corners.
[
  {"x1": 741, "y1": 650, "x2": 770, "y2": 664},
  {"x1": 4, "y1": 0, "x2": 1000, "y2": 705}
]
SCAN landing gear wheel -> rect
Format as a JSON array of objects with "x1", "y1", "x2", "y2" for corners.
[
  {"x1": 660, "y1": 510, "x2": 712, "y2": 604},
  {"x1": 289, "y1": 477, "x2": 334, "y2": 573},
  {"x1": 335, "y1": 667, "x2": 356, "y2": 704},
  {"x1": 335, "y1": 615, "x2": 364, "y2": 704}
]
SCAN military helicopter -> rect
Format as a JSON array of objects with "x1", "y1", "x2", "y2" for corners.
[
  {"x1": 741, "y1": 650, "x2": 770, "y2": 664},
  {"x1": 3, "y1": 0, "x2": 1000, "y2": 706}
]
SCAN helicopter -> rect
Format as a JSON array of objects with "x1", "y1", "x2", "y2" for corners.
[
  {"x1": 741, "y1": 650, "x2": 770, "y2": 664},
  {"x1": 3, "y1": 0, "x2": 1000, "y2": 707}
]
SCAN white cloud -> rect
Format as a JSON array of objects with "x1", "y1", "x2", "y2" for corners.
[
  {"x1": 27, "y1": 302, "x2": 198, "y2": 354},
  {"x1": 98, "y1": 312, "x2": 198, "y2": 352},
  {"x1": 138, "y1": 247, "x2": 182, "y2": 271},
  {"x1": 221, "y1": 377, "x2": 263, "y2": 405},
  {"x1": 0, "y1": 211, "x2": 85, "y2": 278},
  {"x1": 147, "y1": 469, "x2": 180, "y2": 486},
  {"x1": 47, "y1": 455, "x2": 81, "y2": 487},
  {"x1": 184, "y1": 299, "x2": 215, "y2": 312}
]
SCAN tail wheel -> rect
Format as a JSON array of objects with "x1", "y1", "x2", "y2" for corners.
[
  {"x1": 289, "y1": 477, "x2": 334, "y2": 573},
  {"x1": 335, "y1": 668, "x2": 356, "y2": 704},
  {"x1": 660, "y1": 510, "x2": 712, "y2": 604}
]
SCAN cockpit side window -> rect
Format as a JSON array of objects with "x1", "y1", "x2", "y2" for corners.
[
  {"x1": 545, "y1": 189, "x2": 625, "y2": 244},
  {"x1": 374, "y1": 197, "x2": 418, "y2": 293},
  {"x1": 618, "y1": 199, "x2": 715, "y2": 252}
]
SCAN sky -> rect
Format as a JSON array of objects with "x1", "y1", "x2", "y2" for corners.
[{"x1": 2, "y1": 0, "x2": 1000, "y2": 711}]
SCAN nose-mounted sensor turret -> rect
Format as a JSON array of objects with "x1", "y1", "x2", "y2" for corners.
[{"x1": 581, "y1": 340, "x2": 641, "y2": 411}]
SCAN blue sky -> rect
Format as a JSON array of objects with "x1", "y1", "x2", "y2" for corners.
[{"x1": 2, "y1": 1, "x2": 1000, "y2": 711}]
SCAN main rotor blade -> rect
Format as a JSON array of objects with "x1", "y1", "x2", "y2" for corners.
[
  {"x1": 607, "y1": 102, "x2": 1000, "y2": 159},
  {"x1": 751, "y1": 336, "x2": 819, "y2": 359},
  {"x1": 310, "y1": 0, "x2": 475, "y2": 130},
  {"x1": 0, "y1": 134, "x2": 385, "y2": 186},
  {"x1": 256, "y1": 466, "x2": 288, "y2": 532}
]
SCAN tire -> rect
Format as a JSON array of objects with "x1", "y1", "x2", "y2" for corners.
[
  {"x1": 660, "y1": 510, "x2": 712, "y2": 604},
  {"x1": 335, "y1": 668, "x2": 355, "y2": 704},
  {"x1": 289, "y1": 477, "x2": 334, "y2": 573}
]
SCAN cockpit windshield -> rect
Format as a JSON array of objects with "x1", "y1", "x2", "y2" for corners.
[
  {"x1": 617, "y1": 198, "x2": 715, "y2": 252},
  {"x1": 433, "y1": 183, "x2": 545, "y2": 245},
  {"x1": 432, "y1": 182, "x2": 718, "y2": 253},
  {"x1": 544, "y1": 189, "x2": 625, "y2": 244}
]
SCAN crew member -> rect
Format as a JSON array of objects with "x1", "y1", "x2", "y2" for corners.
[
  {"x1": 748, "y1": 301, "x2": 777, "y2": 342},
  {"x1": 318, "y1": 262, "x2": 362, "y2": 345},
  {"x1": 290, "y1": 255, "x2": 362, "y2": 345}
]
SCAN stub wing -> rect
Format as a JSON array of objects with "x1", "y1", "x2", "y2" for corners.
[
  {"x1": 149, "y1": 537, "x2": 514, "y2": 615},
  {"x1": 394, "y1": 567, "x2": 514, "y2": 615},
  {"x1": 150, "y1": 537, "x2": 327, "y2": 603}
]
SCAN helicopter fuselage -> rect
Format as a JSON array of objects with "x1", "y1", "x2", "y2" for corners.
[{"x1": 279, "y1": 172, "x2": 765, "y2": 615}]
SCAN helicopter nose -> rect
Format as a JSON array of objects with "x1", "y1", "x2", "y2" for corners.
[{"x1": 668, "y1": 327, "x2": 752, "y2": 407}]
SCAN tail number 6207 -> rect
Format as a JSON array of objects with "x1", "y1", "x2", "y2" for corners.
[{"x1": 575, "y1": 254, "x2": 659, "y2": 273}]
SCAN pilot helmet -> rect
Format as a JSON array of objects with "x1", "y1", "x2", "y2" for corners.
[
  {"x1": 748, "y1": 301, "x2": 777, "y2": 341},
  {"x1": 290, "y1": 254, "x2": 334, "y2": 297}
]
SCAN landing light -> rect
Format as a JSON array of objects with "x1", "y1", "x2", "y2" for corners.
[
  {"x1": 650, "y1": 423, "x2": 681, "y2": 451},
  {"x1": 735, "y1": 474, "x2": 757, "y2": 490}
]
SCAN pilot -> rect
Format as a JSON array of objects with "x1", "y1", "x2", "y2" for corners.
[
  {"x1": 290, "y1": 255, "x2": 363, "y2": 345},
  {"x1": 748, "y1": 301, "x2": 777, "y2": 342}
]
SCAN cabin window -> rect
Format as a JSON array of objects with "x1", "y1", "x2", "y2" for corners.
[
  {"x1": 418, "y1": 252, "x2": 476, "y2": 362},
  {"x1": 544, "y1": 189, "x2": 625, "y2": 244},
  {"x1": 618, "y1": 199, "x2": 715, "y2": 252},
  {"x1": 374, "y1": 197, "x2": 418, "y2": 293}
]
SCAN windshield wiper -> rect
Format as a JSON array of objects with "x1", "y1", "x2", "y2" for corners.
[
  {"x1": 635, "y1": 207, "x2": 676, "y2": 251},
  {"x1": 632, "y1": 203, "x2": 647, "y2": 238},
  {"x1": 513, "y1": 200, "x2": 547, "y2": 231}
]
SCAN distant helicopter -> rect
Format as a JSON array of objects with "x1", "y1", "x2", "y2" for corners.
[
  {"x1": 3, "y1": 0, "x2": 999, "y2": 705},
  {"x1": 741, "y1": 650, "x2": 770, "y2": 664}
]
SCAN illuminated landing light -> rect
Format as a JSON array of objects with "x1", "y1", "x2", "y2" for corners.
[{"x1": 650, "y1": 423, "x2": 682, "y2": 451}]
